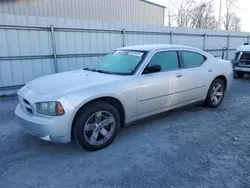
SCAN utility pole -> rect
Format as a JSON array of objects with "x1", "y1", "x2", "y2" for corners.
[{"x1": 218, "y1": 0, "x2": 222, "y2": 29}]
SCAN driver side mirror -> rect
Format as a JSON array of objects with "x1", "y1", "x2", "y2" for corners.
[{"x1": 143, "y1": 64, "x2": 161, "y2": 74}]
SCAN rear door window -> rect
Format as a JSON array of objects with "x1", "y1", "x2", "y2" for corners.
[{"x1": 181, "y1": 51, "x2": 206, "y2": 68}]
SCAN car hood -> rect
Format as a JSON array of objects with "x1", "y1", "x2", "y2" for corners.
[{"x1": 26, "y1": 70, "x2": 123, "y2": 95}]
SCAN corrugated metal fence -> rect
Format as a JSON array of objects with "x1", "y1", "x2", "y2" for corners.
[{"x1": 1, "y1": 13, "x2": 250, "y2": 95}]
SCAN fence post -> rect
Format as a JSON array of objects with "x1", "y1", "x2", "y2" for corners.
[
  {"x1": 226, "y1": 34, "x2": 230, "y2": 60},
  {"x1": 122, "y1": 28, "x2": 126, "y2": 47},
  {"x1": 170, "y1": 31, "x2": 173, "y2": 44},
  {"x1": 203, "y1": 33, "x2": 206, "y2": 50},
  {"x1": 50, "y1": 25, "x2": 58, "y2": 73}
]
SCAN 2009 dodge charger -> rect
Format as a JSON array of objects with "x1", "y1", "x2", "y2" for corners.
[{"x1": 15, "y1": 45, "x2": 233, "y2": 151}]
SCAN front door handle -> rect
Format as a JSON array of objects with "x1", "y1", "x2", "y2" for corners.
[
  {"x1": 208, "y1": 69, "x2": 213, "y2": 72},
  {"x1": 176, "y1": 73, "x2": 183, "y2": 78}
]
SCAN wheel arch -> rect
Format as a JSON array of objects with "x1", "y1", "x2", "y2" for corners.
[
  {"x1": 205, "y1": 75, "x2": 227, "y2": 108},
  {"x1": 215, "y1": 75, "x2": 227, "y2": 89},
  {"x1": 206, "y1": 75, "x2": 228, "y2": 99},
  {"x1": 70, "y1": 96, "x2": 126, "y2": 140}
]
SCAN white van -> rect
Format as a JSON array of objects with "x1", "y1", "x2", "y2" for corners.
[{"x1": 232, "y1": 43, "x2": 250, "y2": 78}]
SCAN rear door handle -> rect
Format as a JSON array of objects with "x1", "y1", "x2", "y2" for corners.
[
  {"x1": 176, "y1": 73, "x2": 183, "y2": 78},
  {"x1": 208, "y1": 69, "x2": 213, "y2": 72}
]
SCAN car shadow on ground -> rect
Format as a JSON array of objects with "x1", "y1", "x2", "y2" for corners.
[{"x1": 240, "y1": 75, "x2": 250, "y2": 81}]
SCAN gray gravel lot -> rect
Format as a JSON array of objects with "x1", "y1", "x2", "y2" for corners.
[{"x1": 1, "y1": 78, "x2": 250, "y2": 188}]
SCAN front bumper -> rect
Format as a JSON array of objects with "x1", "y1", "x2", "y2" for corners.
[
  {"x1": 15, "y1": 104, "x2": 72, "y2": 143},
  {"x1": 234, "y1": 66, "x2": 250, "y2": 73}
]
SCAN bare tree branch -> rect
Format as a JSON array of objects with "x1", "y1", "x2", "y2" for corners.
[
  {"x1": 176, "y1": 0, "x2": 196, "y2": 27},
  {"x1": 231, "y1": 15, "x2": 241, "y2": 31},
  {"x1": 190, "y1": 0, "x2": 217, "y2": 29},
  {"x1": 223, "y1": 0, "x2": 241, "y2": 31},
  {"x1": 173, "y1": 0, "x2": 241, "y2": 31},
  {"x1": 174, "y1": 0, "x2": 217, "y2": 29}
]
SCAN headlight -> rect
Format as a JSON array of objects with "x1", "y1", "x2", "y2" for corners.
[{"x1": 35, "y1": 102, "x2": 64, "y2": 116}]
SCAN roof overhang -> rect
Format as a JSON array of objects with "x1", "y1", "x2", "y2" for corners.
[{"x1": 140, "y1": 0, "x2": 166, "y2": 9}]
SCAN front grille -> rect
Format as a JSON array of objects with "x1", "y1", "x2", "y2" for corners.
[
  {"x1": 239, "y1": 53, "x2": 250, "y2": 65},
  {"x1": 19, "y1": 96, "x2": 33, "y2": 114},
  {"x1": 26, "y1": 107, "x2": 33, "y2": 114},
  {"x1": 23, "y1": 99, "x2": 30, "y2": 105}
]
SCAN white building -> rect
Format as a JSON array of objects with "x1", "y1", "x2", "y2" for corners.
[{"x1": 0, "y1": 0, "x2": 165, "y2": 25}]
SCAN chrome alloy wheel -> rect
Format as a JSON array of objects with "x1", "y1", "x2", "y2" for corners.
[
  {"x1": 84, "y1": 111, "x2": 116, "y2": 146},
  {"x1": 211, "y1": 83, "x2": 224, "y2": 105}
]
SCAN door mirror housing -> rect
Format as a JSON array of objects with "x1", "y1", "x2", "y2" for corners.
[{"x1": 143, "y1": 64, "x2": 161, "y2": 74}]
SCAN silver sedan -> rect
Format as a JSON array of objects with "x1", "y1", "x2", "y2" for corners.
[{"x1": 15, "y1": 45, "x2": 233, "y2": 151}]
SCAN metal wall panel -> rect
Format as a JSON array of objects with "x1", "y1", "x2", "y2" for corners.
[
  {"x1": 0, "y1": 30, "x2": 51, "y2": 57},
  {"x1": 173, "y1": 35, "x2": 204, "y2": 49},
  {"x1": 206, "y1": 36, "x2": 228, "y2": 49},
  {"x1": 1, "y1": 13, "x2": 250, "y2": 95},
  {"x1": 0, "y1": 0, "x2": 165, "y2": 25},
  {"x1": 57, "y1": 57, "x2": 102, "y2": 73},
  {"x1": 0, "y1": 13, "x2": 54, "y2": 95},
  {"x1": 230, "y1": 37, "x2": 248, "y2": 48},
  {"x1": 0, "y1": 60, "x2": 12, "y2": 87}
]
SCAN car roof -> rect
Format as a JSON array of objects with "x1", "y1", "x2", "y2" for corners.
[{"x1": 117, "y1": 44, "x2": 201, "y2": 52}]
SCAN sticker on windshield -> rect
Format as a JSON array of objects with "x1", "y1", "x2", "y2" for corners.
[{"x1": 128, "y1": 51, "x2": 143, "y2": 57}]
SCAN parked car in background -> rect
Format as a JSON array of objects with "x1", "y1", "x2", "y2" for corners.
[
  {"x1": 15, "y1": 45, "x2": 233, "y2": 151},
  {"x1": 232, "y1": 43, "x2": 250, "y2": 78}
]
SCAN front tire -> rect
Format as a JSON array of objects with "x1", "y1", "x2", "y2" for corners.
[
  {"x1": 205, "y1": 78, "x2": 225, "y2": 108},
  {"x1": 234, "y1": 71, "x2": 245, "y2": 79},
  {"x1": 73, "y1": 101, "x2": 120, "y2": 151}
]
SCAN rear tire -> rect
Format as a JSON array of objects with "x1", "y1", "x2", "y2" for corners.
[
  {"x1": 234, "y1": 71, "x2": 245, "y2": 79},
  {"x1": 73, "y1": 101, "x2": 120, "y2": 151},
  {"x1": 205, "y1": 79, "x2": 225, "y2": 108}
]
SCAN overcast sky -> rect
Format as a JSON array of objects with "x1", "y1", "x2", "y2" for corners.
[{"x1": 151, "y1": 0, "x2": 250, "y2": 32}]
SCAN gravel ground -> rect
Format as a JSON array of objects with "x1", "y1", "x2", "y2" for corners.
[{"x1": 1, "y1": 78, "x2": 250, "y2": 188}]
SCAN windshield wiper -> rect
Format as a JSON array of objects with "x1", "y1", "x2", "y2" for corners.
[
  {"x1": 83, "y1": 67, "x2": 90, "y2": 71},
  {"x1": 86, "y1": 68, "x2": 104, "y2": 73},
  {"x1": 83, "y1": 67, "x2": 110, "y2": 74},
  {"x1": 83, "y1": 67, "x2": 129, "y2": 75}
]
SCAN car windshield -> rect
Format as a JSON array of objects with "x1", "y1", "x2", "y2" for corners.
[{"x1": 86, "y1": 50, "x2": 146, "y2": 75}]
